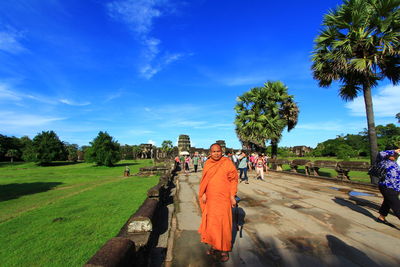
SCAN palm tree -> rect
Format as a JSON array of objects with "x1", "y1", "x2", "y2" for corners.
[
  {"x1": 396, "y1": 112, "x2": 400, "y2": 123},
  {"x1": 234, "y1": 81, "x2": 299, "y2": 158},
  {"x1": 5, "y1": 149, "x2": 19, "y2": 163},
  {"x1": 161, "y1": 140, "x2": 174, "y2": 158},
  {"x1": 311, "y1": 0, "x2": 400, "y2": 180}
]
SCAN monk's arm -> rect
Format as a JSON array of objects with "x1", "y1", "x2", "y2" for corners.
[{"x1": 227, "y1": 162, "x2": 238, "y2": 206}]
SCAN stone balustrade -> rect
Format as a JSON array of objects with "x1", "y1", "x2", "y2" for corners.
[
  {"x1": 84, "y1": 162, "x2": 176, "y2": 267},
  {"x1": 268, "y1": 158, "x2": 370, "y2": 181}
]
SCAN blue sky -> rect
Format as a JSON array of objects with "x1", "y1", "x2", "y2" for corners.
[{"x1": 0, "y1": 0, "x2": 399, "y2": 149}]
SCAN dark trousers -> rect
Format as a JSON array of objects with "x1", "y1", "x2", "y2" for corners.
[
  {"x1": 379, "y1": 185, "x2": 400, "y2": 219},
  {"x1": 194, "y1": 164, "x2": 198, "y2": 172},
  {"x1": 239, "y1": 168, "x2": 248, "y2": 181}
]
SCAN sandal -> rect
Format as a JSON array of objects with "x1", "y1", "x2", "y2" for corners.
[
  {"x1": 219, "y1": 251, "x2": 229, "y2": 262},
  {"x1": 206, "y1": 247, "x2": 216, "y2": 256}
]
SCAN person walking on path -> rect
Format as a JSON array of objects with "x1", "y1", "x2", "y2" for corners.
[
  {"x1": 193, "y1": 154, "x2": 200, "y2": 172},
  {"x1": 238, "y1": 152, "x2": 249, "y2": 184},
  {"x1": 198, "y1": 143, "x2": 238, "y2": 262},
  {"x1": 255, "y1": 154, "x2": 266, "y2": 181},
  {"x1": 376, "y1": 149, "x2": 400, "y2": 225},
  {"x1": 184, "y1": 155, "x2": 191, "y2": 174}
]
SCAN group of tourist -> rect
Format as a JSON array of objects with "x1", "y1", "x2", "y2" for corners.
[
  {"x1": 174, "y1": 153, "x2": 208, "y2": 173},
  {"x1": 195, "y1": 143, "x2": 400, "y2": 263},
  {"x1": 175, "y1": 149, "x2": 270, "y2": 185}
]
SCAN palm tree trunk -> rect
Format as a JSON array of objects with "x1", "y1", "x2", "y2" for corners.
[
  {"x1": 363, "y1": 86, "x2": 379, "y2": 184},
  {"x1": 271, "y1": 139, "x2": 278, "y2": 159}
]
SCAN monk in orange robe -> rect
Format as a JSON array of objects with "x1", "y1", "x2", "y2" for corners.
[{"x1": 198, "y1": 143, "x2": 238, "y2": 262}]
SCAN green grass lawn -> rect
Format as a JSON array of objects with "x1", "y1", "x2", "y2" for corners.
[
  {"x1": 0, "y1": 160, "x2": 159, "y2": 267},
  {"x1": 277, "y1": 157, "x2": 370, "y2": 183}
]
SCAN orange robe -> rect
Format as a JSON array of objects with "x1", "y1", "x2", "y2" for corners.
[{"x1": 198, "y1": 157, "x2": 238, "y2": 251}]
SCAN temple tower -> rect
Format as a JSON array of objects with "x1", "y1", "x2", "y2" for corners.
[{"x1": 178, "y1": 135, "x2": 191, "y2": 154}]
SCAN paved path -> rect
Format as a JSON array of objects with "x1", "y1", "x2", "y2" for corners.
[{"x1": 168, "y1": 169, "x2": 400, "y2": 267}]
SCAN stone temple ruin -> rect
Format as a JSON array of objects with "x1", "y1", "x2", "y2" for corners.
[
  {"x1": 177, "y1": 135, "x2": 191, "y2": 154},
  {"x1": 177, "y1": 134, "x2": 236, "y2": 156}
]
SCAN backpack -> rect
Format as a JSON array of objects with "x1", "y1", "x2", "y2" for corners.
[{"x1": 368, "y1": 162, "x2": 387, "y2": 182}]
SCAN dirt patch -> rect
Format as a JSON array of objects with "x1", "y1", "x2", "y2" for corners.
[
  {"x1": 281, "y1": 233, "x2": 328, "y2": 256},
  {"x1": 240, "y1": 197, "x2": 268, "y2": 207},
  {"x1": 290, "y1": 204, "x2": 304, "y2": 209},
  {"x1": 253, "y1": 189, "x2": 269, "y2": 196},
  {"x1": 281, "y1": 192, "x2": 302, "y2": 200}
]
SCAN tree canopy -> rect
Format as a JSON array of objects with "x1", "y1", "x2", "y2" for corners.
[
  {"x1": 311, "y1": 0, "x2": 400, "y2": 171},
  {"x1": 85, "y1": 131, "x2": 121, "y2": 166},
  {"x1": 32, "y1": 131, "x2": 66, "y2": 165},
  {"x1": 234, "y1": 81, "x2": 299, "y2": 157}
]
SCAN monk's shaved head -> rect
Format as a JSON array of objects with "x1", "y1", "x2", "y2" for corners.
[
  {"x1": 209, "y1": 143, "x2": 223, "y2": 161},
  {"x1": 209, "y1": 143, "x2": 222, "y2": 151}
]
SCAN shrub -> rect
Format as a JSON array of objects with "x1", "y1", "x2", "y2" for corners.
[{"x1": 86, "y1": 131, "x2": 120, "y2": 166}]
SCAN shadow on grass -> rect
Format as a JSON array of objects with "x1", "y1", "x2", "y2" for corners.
[
  {"x1": 0, "y1": 182, "x2": 63, "y2": 201},
  {"x1": 41, "y1": 161, "x2": 83, "y2": 167},
  {"x1": 113, "y1": 162, "x2": 140, "y2": 167},
  {"x1": 317, "y1": 171, "x2": 333, "y2": 178},
  {"x1": 0, "y1": 162, "x2": 27, "y2": 168}
]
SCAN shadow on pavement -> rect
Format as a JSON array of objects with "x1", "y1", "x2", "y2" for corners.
[
  {"x1": 232, "y1": 206, "x2": 246, "y2": 246},
  {"x1": 326, "y1": 235, "x2": 380, "y2": 266},
  {"x1": 332, "y1": 197, "x2": 376, "y2": 220}
]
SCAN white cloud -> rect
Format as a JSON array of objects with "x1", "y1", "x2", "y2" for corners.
[
  {"x1": 0, "y1": 111, "x2": 65, "y2": 126},
  {"x1": 105, "y1": 91, "x2": 123, "y2": 102},
  {"x1": 59, "y1": 99, "x2": 91, "y2": 106},
  {"x1": 107, "y1": 0, "x2": 184, "y2": 79},
  {"x1": 147, "y1": 139, "x2": 156, "y2": 146},
  {"x1": 108, "y1": 0, "x2": 163, "y2": 35},
  {"x1": 345, "y1": 84, "x2": 400, "y2": 117},
  {"x1": 0, "y1": 84, "x2": 22, "y2": 100},
  {"x1": 0, "y1": 30, "x2": 26, "y2": 54}
]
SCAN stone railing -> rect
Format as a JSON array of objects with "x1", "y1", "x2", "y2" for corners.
[
  {"x1": 84, "y1": 162, "x2": 175, "y2": 267},
  {"x1": 267, "y1": 158, "x2": 370, "y2": 181}
]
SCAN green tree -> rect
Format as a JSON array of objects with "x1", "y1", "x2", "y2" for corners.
[
  {"x1": 161, "y1": 140, "x2": 174, "y2": 157},
  {"x1": 396, "y1": 112, "x2": 400, "y2": 123},
  {"x1": 86, "y1": 131, "x2": 120, "y2": 166},
  {"x1": 32, "y1": 131, "x2": 66, "y2": 165},
  {"x1": 20, "y1": 136, "x2": 35, "y2": 162},
  {"x1": 65, "y1": 143, "x2": 79, "y2": 162},
  {"x1": 132, "y1": 145, "x2": 142, "y2": 159},
  {"x1": 234, "y1": 81, "x2": 299, "y2": 158},
  {"x1": 5, "y1": 149, "x2": 19, "y2": 163},
  {"x1": 311, "y1": 0, "x2": 400, "y2": 179},
  {"x1": 120, "y1": 145, "x2": 133, "y2": 160}
]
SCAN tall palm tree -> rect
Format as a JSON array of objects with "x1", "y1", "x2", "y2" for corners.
[
  {"x1": 311, "y1": 0, "x2": 400, "y2": 181},
  {"x1": 234, "y1": 81, "x2": 299, "y2": 158}
]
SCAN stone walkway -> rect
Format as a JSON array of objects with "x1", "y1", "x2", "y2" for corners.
[{"x1": 167, "y1": 169, "x2": 400, "y2": 267}]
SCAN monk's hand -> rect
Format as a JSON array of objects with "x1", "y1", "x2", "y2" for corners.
[
  {"x1": 201, "y1": 194, "x2": 207, "y2": 204},
  {"x1": 230, "y1": 196, "x2": 237, "y2": 207}
]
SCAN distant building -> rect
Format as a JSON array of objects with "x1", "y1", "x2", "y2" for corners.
[
  {"x1": 291, "y1": 146, "x2": 312, "y2": 157},
  {"x1": 140, "y1": 144, "x2": 153, "y2": 158},
  {"x1": 178, "y1": 135, "x2": 191, "y2": 154}
]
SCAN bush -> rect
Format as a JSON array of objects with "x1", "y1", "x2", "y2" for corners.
[{"x1": 86, "y1": 131, "x2": 120, "y2": 166}]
